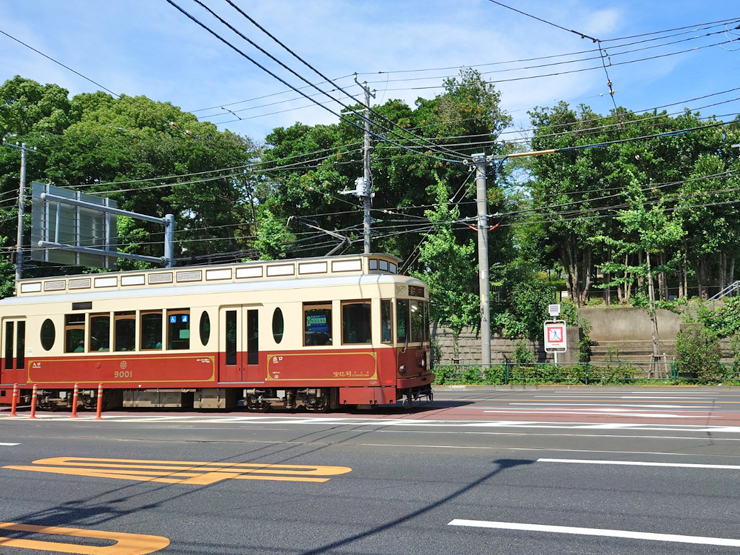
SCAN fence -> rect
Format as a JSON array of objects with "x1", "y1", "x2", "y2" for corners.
[{"x1": 433, "y1": 362, "x2": 740, "y2": 386}]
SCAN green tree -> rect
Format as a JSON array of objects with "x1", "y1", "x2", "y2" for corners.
[
  {"x1": 410, "y1": 176, "x2": 479, "y2": 357},
  {"x1": 260, "y1": 69, "x2": 512, "y2": 270},
  {"x1": 598, "y1": 177, "x2": 685, "y2": 357},
  {"x1": 0, "y1": 77, "x2": 260, "y2": 293}
]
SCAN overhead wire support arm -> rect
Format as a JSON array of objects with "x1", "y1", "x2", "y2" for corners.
[{"x1": 287, "y1": 216, "x2": 351, "y2": 256}]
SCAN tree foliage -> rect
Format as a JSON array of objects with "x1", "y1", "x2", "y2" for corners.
[{"x1": 0, "y1": 76, "x2": 259, "y2": 288}]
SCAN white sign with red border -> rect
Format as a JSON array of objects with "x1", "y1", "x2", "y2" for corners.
[{"x1": 544, "y1": 320, "x2": 567, "y2": 352}]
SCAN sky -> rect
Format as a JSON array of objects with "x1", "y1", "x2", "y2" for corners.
[{"x1": 1, "y1": 0, "x2": 739, "y2": 145}]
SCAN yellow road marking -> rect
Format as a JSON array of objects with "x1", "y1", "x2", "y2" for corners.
[
  {"x1": 0, "y1": 522, "x2": 169, "y2": 554},
  {"x1": 4, "y1": 457, "x2": 352, "y2": 485}
]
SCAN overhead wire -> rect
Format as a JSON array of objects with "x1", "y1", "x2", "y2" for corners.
[
  {"x1": 195, "y1": 16, "x2": 739, "y2": 121},
  {"x1": 214, "y1": 0, "x2": 490, "y2": 161},
  {"x1": 168, "y1": 0, "x2": 466, "y2": 163},
  {"x1": 0, "y1": 28, "x2": 119, "y2": 97}
]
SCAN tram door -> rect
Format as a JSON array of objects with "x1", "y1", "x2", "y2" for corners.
[
  {"x1": 219, "y1": 307, "x2": 261, "y2": 383},
  {"x1": 2, "y1": 319, "x2": 26, "y2": 385}
]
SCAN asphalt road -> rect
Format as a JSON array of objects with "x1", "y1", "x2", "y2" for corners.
[{"x1": 1, "y1": 386, "x2": 739, "y2": 554}]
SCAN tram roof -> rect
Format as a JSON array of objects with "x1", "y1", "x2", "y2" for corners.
[{"x1": 14, "y1": 253, "x2": 405, "y2": 298}]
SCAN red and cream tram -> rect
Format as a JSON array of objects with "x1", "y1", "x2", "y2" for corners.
[{"x1": 0, "y1": 254, "x2": 433, "y2": 411}]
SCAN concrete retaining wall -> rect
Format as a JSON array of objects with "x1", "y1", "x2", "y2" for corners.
[
  {"x1": 432, "y1": 306, "x2": 735, "y2": 365},
  {"x1": 432, "y1": 326, "x2": 582, "y2": 365}
]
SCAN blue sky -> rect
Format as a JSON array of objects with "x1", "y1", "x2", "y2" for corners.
[{"x1": 1, "y1": 0, "x2": 738, "y2": 144}]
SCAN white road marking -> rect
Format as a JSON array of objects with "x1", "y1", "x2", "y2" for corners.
[
  {"x1": 377, "y1": 429, "x2": 740, "y2": 442},
  {"x1": 484, "y1": 410, "x2": 707, "y2": 418},
  {"x1": 448, "y1": 519, "x2": 740, "y2": 547},
  {"x1": 6, "y1": 414, "x2": 740, "y2": 433},
  {"x1": 509, "y1": 403, "x2": 714, "y2": 408},
  {"x1": 621, "y1": 396, "x2": 717, "y2": 400},
  {"x1": 532, "y1": 395, "x2": 717, "y2": 400},
  {"x1": 538, "y1": 458, "x2": 740, "y2": 470},
  {"x1": 0, "y1": 442, "x2": 19, "y2": 446}
]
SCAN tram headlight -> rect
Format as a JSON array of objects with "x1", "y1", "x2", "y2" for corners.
[
  {"x1": 418, "y1": 356, "x2": 426, "y2": 369},
  {"x1": 399, "y1": 364, "x2": 406, "y2": 375}
]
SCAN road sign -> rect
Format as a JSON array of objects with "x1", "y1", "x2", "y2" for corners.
[
  {"x1": 548, "y1": 304, "x2": 561, "y2": 317},
  {"x1": 544, "y1": 321, "x2": 567, "y2": 352}
]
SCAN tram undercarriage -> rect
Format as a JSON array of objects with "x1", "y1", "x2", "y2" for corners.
[{"x1": 13, "y1": 384, "x2": 433, "y2": 412}]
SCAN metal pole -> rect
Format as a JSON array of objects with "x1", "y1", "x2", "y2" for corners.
[
  {"x1": 355, "y1": 75, "x2": 375, "y2": 254},
  {"x1": 16, "y1": 144, "x2": 27, "y2": 281},
  {"x1": 472, "y1": 154, "x2": 491, "y2": 367},
  {"x1": 164, "y1": 214, "x2": 175, "y2": 268}
]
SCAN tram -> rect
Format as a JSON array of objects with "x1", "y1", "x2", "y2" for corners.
[{"x1": 0, "y1": 253, "x2": 433, "y2": 411}]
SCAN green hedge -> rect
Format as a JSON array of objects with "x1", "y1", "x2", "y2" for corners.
[{"x1": 433, "y1": 363, "x2": 740, "y2": 386}]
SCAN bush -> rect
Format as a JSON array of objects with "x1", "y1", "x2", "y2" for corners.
[
  {"x1": 675, "y1": 325, "x2": 723, "y2": 383},
  {"x1": 482, "y1": 365, "x2": 506, "y2": 384},
  {"x1": 513, "y1": 340, "x2": 534, "y2": 364}
]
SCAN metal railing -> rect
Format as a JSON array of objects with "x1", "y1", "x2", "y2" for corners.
[{"x1": 707, "y1": 281, "x2": 740, "y2": 308}]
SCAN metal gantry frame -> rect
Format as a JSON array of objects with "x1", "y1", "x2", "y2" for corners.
[{"x1": 37, "y1": 191, "x2": 175, "y2": 268}]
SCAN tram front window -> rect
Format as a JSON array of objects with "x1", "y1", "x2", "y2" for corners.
[
  {"x1": 381, "y1": 300, "x2": 392, "y2": 343},
  {"x1": 410, "y1": 300, "x2": 424, "y2": 343},
  {"x1": 396, "y1": 300, "x2": 409, "y2": 344}
]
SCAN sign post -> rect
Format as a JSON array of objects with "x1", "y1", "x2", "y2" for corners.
[{"x1": 544, "y1": 319, "x2": 567, "y2": 365}]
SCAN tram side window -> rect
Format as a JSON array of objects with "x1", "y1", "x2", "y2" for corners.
[
  {"x1": 41, "y1": 319, "x2": 56, "y2": 351},
  {"x1": 199, "y1": 311, "x2": 211, "y2": 346},
  {"x1": 115, "y1": 312, "x2": 136, "y2": 352},
  {"x1": 304, "y1": 303, "x2": 332, "y2": 346},
  {"x1": 168, "y1": 309, "x2": 190, "y2": 350},
  {"x1": 410, "y1": 300, "x2": 424, "y2": 343},
  {"x1": 342, "y1": 300, "x2": 371, "y2": 344},
  {"x1": 381, "y1": 300, "x2": 393, "y2": 343},
  {"x1": 65, "y1": 314, "x2": 86, "y2": 353},
  {"x1": 89, "y1": 313, "x2": 111, "y2": 352},
  {"x1": 140, "y1": 310, "x2": 163, "y2": 350}
]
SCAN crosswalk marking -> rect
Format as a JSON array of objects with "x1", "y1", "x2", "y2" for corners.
[{"x1": 4, "y1": 412, "x2": 740, "y2": 433}]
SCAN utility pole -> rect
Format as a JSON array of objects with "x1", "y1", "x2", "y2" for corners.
[
  {"x1": 2, "y1": 140, "x2": 37, "y2": 281},
  {"x1": 355, "y1": 74, "x2": 376, "y2": 254},
  {"x1": 472, "y1": 153, "x2": 492, "y2": 366}
]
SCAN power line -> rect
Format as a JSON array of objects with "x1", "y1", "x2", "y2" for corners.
[
  {"x1": 0, "y1": 28, "x2": 119, "y2": 97},
  {"x1": 169, "y1": 0, "x2": 465, "y2": 163},
  {"x1": 218, "y1": 0, "x2": 477, "y2": 161}
]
